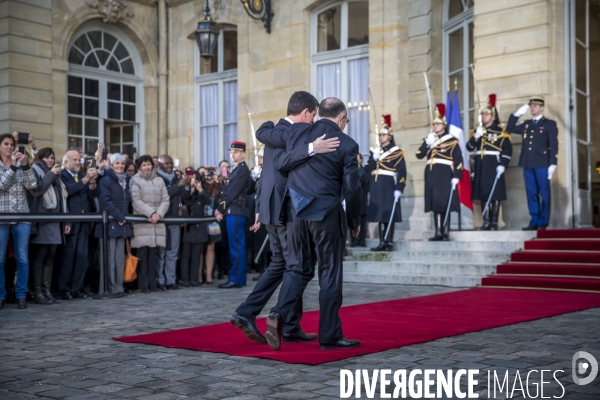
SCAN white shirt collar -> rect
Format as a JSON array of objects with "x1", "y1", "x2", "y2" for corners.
[
  {"x1": 284, "y1": 117, "x2": 294, "y2": 125},
  {"x1": 533, "y1": 115, "x2": 543, "y2": 122}
]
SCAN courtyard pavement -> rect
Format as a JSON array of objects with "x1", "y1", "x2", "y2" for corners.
[{"x1": 1, "y1": 275, "x2": 599, "y2": 399}]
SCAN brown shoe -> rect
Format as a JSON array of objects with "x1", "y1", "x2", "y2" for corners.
[{"x1": 265, "y1": 312, "x2": 283, "y2": 350}]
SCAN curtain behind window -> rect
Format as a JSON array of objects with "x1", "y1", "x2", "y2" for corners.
[
  {"x1": 317, "y1": 62, "x2": 341, "y2": 101},
  {"x1": 201, "y1": 84, "x2": 219, "y2": 168},
  {"x1": 347, "y1": 57, "x2": 369, "y2": 153},
  {"x1": 223, "y1": 81, "x2": 238, "y2": 160}
]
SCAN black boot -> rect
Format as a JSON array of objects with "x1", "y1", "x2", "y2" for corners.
[
  {"x1": 32, "y1": 265, "x2": 51, "y2": 305},
  {"x1": 42, "y1": 266, "x2": 59, "y2": 303},
  {"x1": 429, "y1": 214, "x2": 443, "y2": 241},
  {"x1": 370, "y1": 223, "x2": 387, "y2": 251},
  {"x1": 476, "y1": 206, "x2": 491, "y2": 231},
  {"x1": 490, "y1": 201, "x2": 500, "y2": 231},
  {"x1": 441, "y1": 213, "x2": 450, "y2": 241},
  {"x1": 384, "y1": 222, "x2": 395, "y2": 251}
]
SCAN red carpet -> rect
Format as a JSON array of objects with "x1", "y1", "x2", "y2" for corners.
[
  {"x1": 483, "y1": 228, "x2": 600, "y2": 292},
  {"x1": 114, "y1": 288, "x2": 600, "y2": 365}
]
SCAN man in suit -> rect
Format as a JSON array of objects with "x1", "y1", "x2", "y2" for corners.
[
  {"x1": 218, "y1": 142, "x2": 254, "y2": 288},
  {"x1": 259, "y1": 97, "x2": 363, "y2": 350},
  {"x1": 60, "y1": 150, "x2": 101, "y2": 300},
  {"x1": 231, "y1": 91, "x2": 339, "y2": 344},
  {"x1": 506, "y1": 96, "x2": 558, "y2": 230}
]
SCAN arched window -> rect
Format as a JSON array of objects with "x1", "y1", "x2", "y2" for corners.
[
  {"x1": 67, "y1": 24, "x2": 143, "y2": 157},
  {"x1": 443, "y1": 0, "x2": 474, "y2": 133},
  {"x1": 196, "y1": 28, "x2": 238, "y2": 168},
  {"x1": 312, "y1": 1, "x2": 369, "y2": 153}
]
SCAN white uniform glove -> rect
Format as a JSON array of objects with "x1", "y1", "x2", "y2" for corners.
[
  {"x1": 251, "y1": 165, "x2": 261, "y2": 181},
  {"x1": 496, "y1": 165, "x2": 505, "y2": 178},
  {"x1": 425, "y1": 132, "x2": 437, "y2": 147},
  {"x1": 394, "y1": 190, "x2": 401, "y2": 201},
  {"x1": 548, "y1": 164, "x2": 557, "y2": 180},
  {"x1": 514, "y1": 103, "x2": 530, "y2": 118},
  {"x1": 451, "y1": 178, "x2": 459, "y2": 189},
  {"x1": 474, "y1": 126, "x2": 484, "y2": 139},
  {"x1": 370, "y1": 147, "x2": 382, "y2": 161}
]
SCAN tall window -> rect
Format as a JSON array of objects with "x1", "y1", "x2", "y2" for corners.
[
  {"x1": 312, "y1": 1, "x2": 369, "y2": 153},
  {"x1": 443, "y1": 0, "x2": 474, "y2": 134},
  {"x1": 196, "y1": 29, "x2": 238, "y2": 168},
  {"x1": 67, "y1": 25, "x2": 143, "y2": 157}
]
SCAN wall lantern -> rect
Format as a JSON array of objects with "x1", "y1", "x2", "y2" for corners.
[{"x1": 195, "y1": 0, "x2": 220, "y2": 60}]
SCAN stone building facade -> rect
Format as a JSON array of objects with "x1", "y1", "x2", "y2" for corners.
[{"x1": 1, "y1": 0, "x2": 598, "y2": 230}]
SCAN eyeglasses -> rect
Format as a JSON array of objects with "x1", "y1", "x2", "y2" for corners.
[{"x1": 343, "y1": 116, "x2": 350, "y2": 124}]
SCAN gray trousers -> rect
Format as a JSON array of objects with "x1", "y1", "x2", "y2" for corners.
[
  {"x1": 157, "y1": 225, "x2": 180, "y2": 285},
  {"x1": 99, "y1": 238, "x2": 125, "y2": 294}
]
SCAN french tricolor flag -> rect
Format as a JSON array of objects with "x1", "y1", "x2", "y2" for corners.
[{"x1": 447, "y1": 90, "x2": 473, "y2": 211}]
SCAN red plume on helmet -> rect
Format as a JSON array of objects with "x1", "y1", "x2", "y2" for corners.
[
  {"x1": 382, "y1": 114, "x2": 392, "y2": 128},
  {"x1": 489, "y1": 94, "x2": 497, "y2": 108},
  {"x1": 433, "y1": 103, "x2": 447, "y2": 125},
  {"x1": 436, "y1": 104, "x2": 446, "y2": 118}
]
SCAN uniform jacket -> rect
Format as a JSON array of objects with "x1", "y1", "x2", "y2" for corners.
[
  {"x1": 506, "y1": 114, "x2": 558, "y2": 169},
  {"x1": 416, "y1": 131, "x2": 463, "y2": 213},
  {"x1": 129, "y1": 170, "x2": 170, "y2": 248},
  {"x1": 60, "y1": 168, "x2": 99, "y2": 235},
  {"x1": 364, "y1": 142, "x2": 406, "y2": 223},
  {"x1": 466, "y1": 123, "x2": 513, "y2": 201},
  {"x1": 219, "y1": 161, "x2": 254, "y2": 217},
  {"x1": 255, "y1": 119, "x2": 312, "y2": 225},
  {"x1": 257, "y1": 119, "x2": 362, "y2": 231},
  {"x1": 94, "y1": 168, "x2": 133, "y2": 239}
]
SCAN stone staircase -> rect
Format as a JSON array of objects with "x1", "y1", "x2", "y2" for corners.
[{"x1": 344, "y1": 231, "x2": 537, "y2": 287}]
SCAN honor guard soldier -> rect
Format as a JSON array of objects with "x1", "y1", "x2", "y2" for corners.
[
  {"x1": 416, "y1": 104, "x2": 463, "y2": 241},
  {"x1": 506, "y1": 96, "x2": 558, "y2": 230},
  {"x1": 365, "y1": 115, "x2": 406, "y2": 251},
  {"x1": 218, "y1": 141, "x2": 254, "y2": 288},
  {"x1": 467, "y1": 94, "x2": 513, "y2": 230}
]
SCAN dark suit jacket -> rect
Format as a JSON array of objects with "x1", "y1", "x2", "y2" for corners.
[
  {"x1": 257, "y1": 118, "x2": 362, "y2": 231},
  {"x1": 506, "y1": 114, "x2": 558, "y2": 169},
  {"x1": 255, "y1": 119, "x2": 311, "y2": 226},
  {"x1": 60, "y1": 169, "x2": 100, "y2": 235}
]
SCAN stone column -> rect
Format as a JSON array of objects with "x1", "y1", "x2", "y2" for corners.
[{"x1": 158, "y1": 0, "x2": 167, "y2": 156}]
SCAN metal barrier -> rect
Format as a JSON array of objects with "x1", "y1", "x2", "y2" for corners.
[{"x1": 0, "y1": 212, "x2": 217, "y2": 299}]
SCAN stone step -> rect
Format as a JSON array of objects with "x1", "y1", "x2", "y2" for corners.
[
  {"x1": 356, "y1": 240, "x2": 523, "y2": 253},
  {"x1": 366, "y1": 230, "x2": 537, "y2": 243},
  {"x1": 344, "y1": 260, "x2": 497, "y2": 277},
  {"x1": 349, "y1": 249, "x2": 510, "y2": 264},
  {"x1": 343, "y1": 271, "x2": 481, "y2": 287}
]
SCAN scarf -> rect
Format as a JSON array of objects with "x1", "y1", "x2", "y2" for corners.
[
  {"x1": 32, "y1": 161, "x2": 69, "y2": 212},
  {"x1": 137, "y1": 169, "x2": 157, "y2": 181},
  {"x1": 157, "y1": 168, "x2": 175, "y2": 182},
  {"x1": 115, "y1": 171, "x2": 127, "y2": 190}
]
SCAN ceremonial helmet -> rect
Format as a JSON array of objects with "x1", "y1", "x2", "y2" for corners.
[
  {"x1": 379, "y1": 114, "x2": 393, "y2": 135},
  {"x1": 433, "y1": 103, "x2": 447, "y2": 125},
  {"x1": 481, "y1": 94, "x2": 497, "y2": 116}
]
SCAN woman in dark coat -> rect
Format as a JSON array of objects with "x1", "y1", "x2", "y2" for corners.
[
  {"x1": 180, "y1": 173, "x2": 210, "y2": 287},
  {"x1": 94, "y1": 153, "x2": 132, "y2": 294},
  {"x1": 28, "y1": 148, "x2": 71, "y2": 304}
]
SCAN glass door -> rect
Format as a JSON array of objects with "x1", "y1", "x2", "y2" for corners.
[{"x1": 104, "y1": 123, "x2": 137, "y2": 159}]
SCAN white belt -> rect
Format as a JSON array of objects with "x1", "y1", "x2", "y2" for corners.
[
  {"x1": 371, "y1": 170, "x2": 397, "y2": 180},
  {"x1": 426, "y1": 159, "x2": 454, "y2": 168},
  {"x1": 474, "y1": 150, "x2": 501, "y2": 156}
]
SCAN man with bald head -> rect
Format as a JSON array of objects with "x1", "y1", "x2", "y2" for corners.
[
  {"x1": 157, "y1": 154, "x2": 189, "y2": 289},
  {"x1": 60, "y1": 149, "x2": 103, "y2": 300}
]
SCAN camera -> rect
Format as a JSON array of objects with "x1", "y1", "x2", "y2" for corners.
[{"x1": 207, "y1": 170, "x2": 215, "y2": 177}]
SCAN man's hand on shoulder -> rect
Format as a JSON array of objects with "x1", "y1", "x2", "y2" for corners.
[{"x1": 313, "y1": 134, "x2": 340, "y2": 154}]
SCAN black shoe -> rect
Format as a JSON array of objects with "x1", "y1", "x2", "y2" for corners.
[
  {"x1": 181, "y1": 282, "x2": 191, "y2": 287},
  {"x1": 218, "y1": 281, "x2": 241, "y2": 289},
  {"x1": 442, "y1": 234, "x2": 449, "y2": 241},
  {"x1": 73, "y1": 291, "x2": 88, "y2": 299},
  {"x1": 167, "y1": 284, "x2": 181, "y2": 290},
  {"x1": 476, "y1": 224, "x2": 491, "y2": 231},
  {"x1": 190, "y1": 281, "x2": 202, "y2": 287},
  {"x1": 522, "y1": 225, "x2": 538, "y2": 231},
  {"x1": 157, "y1": 284, "x2": 167, "y2": 291},
  {"x1": 429, "y1": 235, "x2": 443, "y2": 241},
  {"x1": 319, "y1": 337, "x2": 360, "y2": 350},
  {"x1": 33, "y1": 293, "x2": 52, "y2": 305},
  {"x1": 205, "y1": 281, "x2": 213, "y2": 285},
  {"x1": 383, "y1": 242, "x2": 394, "y2": 251},
  {"x1": 62, "y1": 292, "x2": 74, "y2": 301},
  {"x1": 370, "y1": 242, "x2": 387, "y2": 251},
  {"x1": 149, "y1": 287, "x2": 161, "y2": 292},
  {"x1": 141, "y1": 289, "x2": 150, "y2": 294},
  {"x1": 17, "y1": 298, "x2": 27, "y2": 309},
  {"x1": 489, "y1": 224, "x2": 498, "y2": 231},
  {"x1": 230, "y1": 312, "x2": 267, "y2": 344},
  {"x1": 252, "y1": 274, "x2": 263, "y2": 282},
  {"x1": 283, "y1": 327, "x2": 317, "y2": 343},
  {"x1": 265, "y1": 312, "x2": 283, "y2": 350},
  {"x1": 42, "y1": 290, "x2": 59, "y2": 303}
]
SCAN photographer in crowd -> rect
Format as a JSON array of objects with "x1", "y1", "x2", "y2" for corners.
[
  {"x1": 28, "y1": 147, "x2": 70, "y2": 305},
  {"x1": 0, "y1": 133, "x2": 37, "y2": 310}
]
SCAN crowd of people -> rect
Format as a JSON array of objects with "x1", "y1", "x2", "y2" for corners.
[{"x1": 0, "y1": 133, "x2": 271, "y2": 310}]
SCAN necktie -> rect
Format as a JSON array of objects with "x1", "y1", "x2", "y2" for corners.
[
  {"x1": 533, "y1": 119, "x2": 538, "y2": 126},
  {"x1": 74, "y1": 174, "x2": 78, "y2": 182}
]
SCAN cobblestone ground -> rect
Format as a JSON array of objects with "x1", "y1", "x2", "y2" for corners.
[{"x1": 1, "y1": 275, "x2": 599, "y2": 400}]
